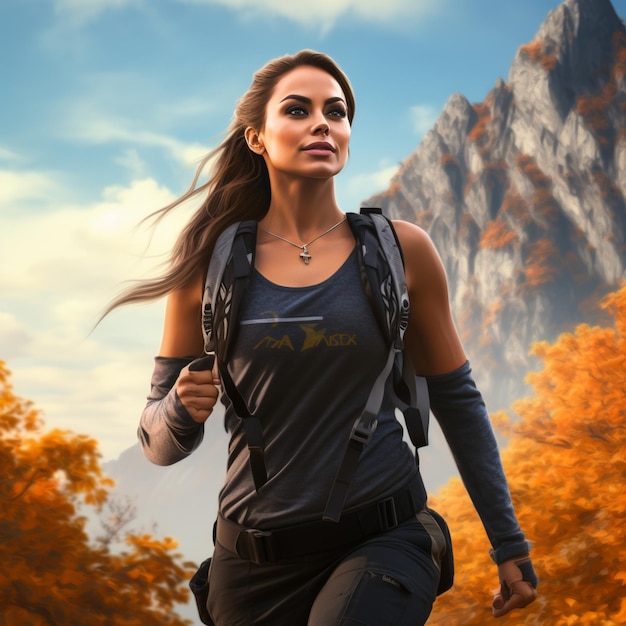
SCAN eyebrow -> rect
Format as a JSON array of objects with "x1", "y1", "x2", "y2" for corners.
[{"x1": 279, "y1": 94, "x2": 346, "y2": 106}]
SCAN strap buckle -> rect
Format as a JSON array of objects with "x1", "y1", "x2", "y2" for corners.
[
  {"x1": 377, "y1": 497, "x2": 398, "y2": 530},
  {"x1": 235, "y1": 528, "x2": 274, "y2": 565},
  {"x1": 350, "y1": 418, "x2": 377, "y2": 446}
]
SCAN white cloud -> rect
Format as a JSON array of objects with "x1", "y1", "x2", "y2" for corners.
[
  {"x1": 0, "y1": 314, "x2": 33, "y2": 360},
  {"x1": 115, "y1": 149, "x2": 148, "y2": 180},
  {"x1": 345, "y1": 163, "x2": 399, "y2": 204},
  {"x1": 1, "y1": 176, "x2": 187, "y2": 304},
  {"x1": 1, "y1": 170, "x2": 202, "y2": 460},
  {"x1": 183, "y1": 0, "x2": 445, "y2": 30},
  {"x1": 0, "y1": 170, "x2": 63, "y2": 205},
  {"x1": 0, "y1": 147, "x2": 22, "y2": 162},
  {"x1": 53, "y1": 0, "x2": 139, "y2": 24},
  {"x1": 55, "y1": 74, "x2": 215, "y2": 168},
  {"x1": 410, "y1": 104, "x2": 440, "y2": 139},
  {"x1": 62, "y1": 111, "x2": 210, "y2": 167},
  {"x1": 53, "y1": 0, "x2": 445, "y2": 30}
]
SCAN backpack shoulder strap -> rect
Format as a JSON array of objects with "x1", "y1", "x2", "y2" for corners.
[
  {"x1": 202, "y1": 220, "x2": 269, "y2": 490},
  {"x1": 202, "y1": 220, "x2": 257, "y2": 357},
  {"x1": 361, "y1": 210, "x2": 430, "y2": 449},
  {"x1": 324, "y1": 209, "x2": 430, "y2": 522},
  {"x1": 323, "y1": 209, "x2": 428, "y2": 522},
  {"x1": 202, "y1": 221, "x2": 240, "y2": 354}
]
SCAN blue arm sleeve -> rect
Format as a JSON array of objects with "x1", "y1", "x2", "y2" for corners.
[
  {"x1": 138, "y1": 356, "x2": 205, "y2": 466},
  {"x1": 426, "y1": 360, "x2": 531, "y2": 564}
]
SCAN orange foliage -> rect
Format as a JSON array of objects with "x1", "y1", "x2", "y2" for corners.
[
  {"x1": 519, "y1": 41, "x2": 542, "y2": 63},
  {"x1": 592, "y1": 169, "x2": 625, "y2": 209},
  {"x1": 523, "y1": 239, "x2": 560, "y2": 287},
  {"x1": 519, "y1": 40, "x2": 557, "y2": 72},
  {"x1": 516, "y1": 154, "x2": 550, "y2": 189},
  {"x1": 501, "y1": 190, "x2": 530, "y2": 225},
  {"x1": 440, "y1": 153, "x2": 460, "y2": 168},
  {"x1": 576, "y1": 28, "x2": 626, "y2": 152},
  {"x1": 540, "y1": 53, "x2": 557, "y2": 72},
  {"x1": 387, "y1": 178, "x2": 402, "y2": 196},
  {"x1": 614, "y1": 30, "x2": 626, "y2": 77},
  {"x1": 429, "y1": 285, "x2": 626, "y2": 624},
  {"x1": 479, "y1": 219, "x2": 517, "y2": 250},
  {"x1": 0, "y1": 362, "x2": 195, "y2": 625},
  {"x1": 468, "y1": 103, "x2": 491, "y2": 155},
  {"x1": 516, "y1": 155, "x2": 560, "y2": 226},
  {"x1": 577, "y1": 89, "x2": 615, "y2": 148},
  {"x1": 483, "y1": 160, "x2": 508, "y2": 191}
]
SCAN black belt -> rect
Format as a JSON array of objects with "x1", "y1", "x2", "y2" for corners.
[{"x1": 216, "y1": 488, "x2": 418, "y2": 565}]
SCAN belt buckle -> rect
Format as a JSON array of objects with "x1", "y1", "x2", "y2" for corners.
[
  {"x1": 377, "y1": 497, "x2": 398, "y2": 530},
  {"x1": 236, "y1": 528, "x2": 274, "y2": 565}
]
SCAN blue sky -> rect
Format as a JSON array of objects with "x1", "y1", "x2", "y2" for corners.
[{"x1": 2, "y1": 0, "x2": 624, "y2": 462}]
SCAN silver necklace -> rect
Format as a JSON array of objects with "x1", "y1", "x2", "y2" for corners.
[{"x1": 261, "y1": 216, "x2": 347, "y2": 265}]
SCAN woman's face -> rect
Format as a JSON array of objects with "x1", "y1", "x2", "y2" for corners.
[{"x1": 250, "y1": 65, "x2": 351, "y2": 182}]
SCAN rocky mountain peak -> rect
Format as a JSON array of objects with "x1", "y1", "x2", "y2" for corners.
[
  {"x1": 366, "y1": 0, "x2": 626, "y2": 408},
  {"x1": 509, "y1": 0, "x2": 625, "y2": 129}
]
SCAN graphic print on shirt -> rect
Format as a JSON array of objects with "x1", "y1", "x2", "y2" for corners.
[{"x1": 240, "y1": 313, "x2": 358, "y2": 352}]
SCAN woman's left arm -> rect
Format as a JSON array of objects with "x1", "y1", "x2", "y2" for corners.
[
  {"x1": 392, "y1": 220, "x2": 466, "y2": 376},
  {"x1": 393, "y1": 220, "x2": 538, "y2": 617}
]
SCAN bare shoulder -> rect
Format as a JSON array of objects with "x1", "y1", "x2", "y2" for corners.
[{"x1": 391, "y1": 219, "x2": 446, "y2": 285}]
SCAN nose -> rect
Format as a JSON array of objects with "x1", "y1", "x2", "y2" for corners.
[{"x1": 312, "y1": 115, "x2": 330, "y2": 136}]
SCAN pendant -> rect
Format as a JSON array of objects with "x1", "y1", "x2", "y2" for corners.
[{"x1": 300, "y1": 246, "x2": 312, "y2": 265}]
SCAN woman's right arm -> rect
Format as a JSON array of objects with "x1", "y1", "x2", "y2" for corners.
[{"x1": 138, "y1": 272, "x2": 221, "y2": 465}]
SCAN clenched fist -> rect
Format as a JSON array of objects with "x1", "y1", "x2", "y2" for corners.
[
  {"x1": 176, "y1": 355, "x2": 221, "y2": 423},
  {"x1": 492, "y1": 555, "x2": 538, "y2": 618}
]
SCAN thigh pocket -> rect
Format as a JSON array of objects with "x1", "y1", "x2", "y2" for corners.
[{"x1": 340, "y1": 566, "x2": 417, "y2": 625}]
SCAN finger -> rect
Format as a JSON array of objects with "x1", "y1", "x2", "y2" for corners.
[
  {"x1": 491, "y1": 589, "x2": 505, "y2": 612},
  {"x1": 176, "y1": 381, "x2": 220, "y2": 418},
  {"x1": 182, "y1": 389, "x2": 219, "y2": 423},
  {"x1": 178, "y1": 384, "x2": 219, "y2": 407},
  {"x1": 189, "y1": 355, "x2": 215, "y2": 371},
  {"x1": 187, "y1": 406, "x2": 214, "y2": 423},
  {"x1": 185, "y1": 368, "x2": 217, "y2": 384},
  {"x1": 492, "y1": 582, "x2": 536, "y2": 618}
]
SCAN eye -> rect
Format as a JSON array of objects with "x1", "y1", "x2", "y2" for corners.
[
  {"x1": 286, "y1": 105, "x2": 308, "y2": 116},
  {"x1": 327, "y1": 106, "x2": 347, "y2": 119}
]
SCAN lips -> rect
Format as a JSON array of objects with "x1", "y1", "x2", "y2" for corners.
[{"x1": 303, "y1": 142, "x2": 336, "y2": 153}]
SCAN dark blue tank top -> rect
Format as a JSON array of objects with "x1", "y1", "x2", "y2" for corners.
[{"x1": 219, "y1": 248, "x2": 422, "y2": 527}]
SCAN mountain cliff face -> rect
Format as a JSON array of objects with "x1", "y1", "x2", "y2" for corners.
[{"x1": 366, "y1": 0, "x2": 626, "y2": 407}]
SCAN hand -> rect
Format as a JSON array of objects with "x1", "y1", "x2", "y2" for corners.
[
  {"x1": 176, "y1": 356, "x2": 221, "y2": 423},
  {"x1": 492, "y1": 555, "x2": 538, "y2": 618}
]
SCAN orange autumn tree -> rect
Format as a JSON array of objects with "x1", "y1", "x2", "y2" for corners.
[
  {"x1": 0, "y1": 361, "x2": 195, "y2": 625},
  {"x1": 428, "y1": 285, "x2": 626, "y2": 625}
]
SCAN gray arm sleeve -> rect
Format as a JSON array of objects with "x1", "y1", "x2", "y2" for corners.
[
  {"x1": 427, "y1": 360, "x2": 531, "y2": 564},
  {"x1": 137, "y1": 356, "x2": 205, "y2": 465}
]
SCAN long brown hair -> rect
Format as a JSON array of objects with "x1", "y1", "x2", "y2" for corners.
[{"x1": 101, "y1": 50, "x2": 355, "y2": 319}]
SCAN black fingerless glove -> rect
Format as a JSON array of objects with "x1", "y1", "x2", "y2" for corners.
[{"x1": 515, "y1": 556, "x2": 539, "y2": 589}]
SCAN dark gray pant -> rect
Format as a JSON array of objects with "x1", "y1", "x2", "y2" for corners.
[{"x1": 206, "y1": 511, "x2": 444, "y2": 625}]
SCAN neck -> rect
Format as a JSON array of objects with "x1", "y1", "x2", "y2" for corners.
[{"x1": 260, "y1": 178, "x2": 343, "y2": 241}]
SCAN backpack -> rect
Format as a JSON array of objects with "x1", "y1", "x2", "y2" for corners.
[{"x1": 201, "y1": 208, "x2": 431, "y2": 522}]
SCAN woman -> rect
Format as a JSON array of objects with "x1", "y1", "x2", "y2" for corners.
[{"x1": 110, "y1": 50, "x2": 537, "y2": 624}]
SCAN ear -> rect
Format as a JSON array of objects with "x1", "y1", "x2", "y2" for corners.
[{"x1": 245, "y1": 127, "x2": 265, "y2": 154}]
